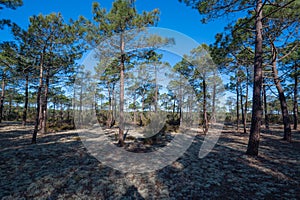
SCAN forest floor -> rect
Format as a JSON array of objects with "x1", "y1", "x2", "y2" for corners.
[{"x1": 0, "y1": 121, "x2": 300, "y2": 199}]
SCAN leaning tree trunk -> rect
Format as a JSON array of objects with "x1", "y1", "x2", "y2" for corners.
[
  {"x1": 22, "y1": 73, "x2": 29, "y2": 126},
  {"x1": 246, "y1": 0, "x2": 263, "y2": 156},
  {"x1": 270, "y1": 42, "x2": 291, "y2": 142},
  {"x1": 0, "y1": 75, "x2": 6, "y2": 123},
  {"x1": 293, "y1": 64, "x2": 298, "y2": 130}
]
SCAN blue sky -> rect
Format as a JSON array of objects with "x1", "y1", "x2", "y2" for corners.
[
  {"x1": 1, "y1": 0, "x2": 234, "y2": 107},
  {"x1": 1, "y1": 0, "x2": 231, "y2": 45}
]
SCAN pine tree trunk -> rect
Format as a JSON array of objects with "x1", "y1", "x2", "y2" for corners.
[
  {"x1": 79, "y1": 82, "x2": 83, "y2": 126},
  {"x1": 0, "y1": 75, "x2": 5, "y2": 123},
  {"x1": 39, "y1": 98, "x2": 44, "y2": 130},
  {"x1": 240, "y1": 83, "x2": 246, "y2": 134},
  {"x1": 246, "y1": 0, "x2": 263, "y2": 156},
  {"x1": 236, "y1": 76, "x2": 240, "y2": 130},
  {"x1": 112, "y1": 88, "x2": 116, "y2": 127},
  {"x1": 133, "y1": 94, "x2": 137, "y2": 124},
  {"x1": 155, "y1": 64, "x2": 158, "y2": 113},
  {"x1": 41, "y1": 71, "x2": 49, "y2": 134},
  {"x1": 8, "y1": 93, "x2": 12, "y2": 119},
  {"x1": 53, "y1": 100, "x2": 56, "y2": 120},
  {"x1": 262, "y1": 84, "x2": 269, "y2": 130},
  {"x1": 179, "y1": 75, "x2": 183, "y2": 124},
  {"x1": 118, "y1": 33, "x2": 125, "y2": 147},
  {"x1": 32, "y1": 53, "x2": 44, "y2": 144},
  {"x1": 172, "y1": 98, "x2": 176, "y2": 116},
  {"x1": 203, "y1": 79, "x2": 208, "y2": 134},
  {"x1": 107, "y1": 86, "x2": 112, "y2": 128},
  {"x1": 22, "y1": 74, "x2": 29, "y2": 126},
  {"x1": 211, "y1": 71, "x2": 217, "y2": 123},
  {"x1": 244, "y1": 67, "x2": 249, "y2": 130},
  {"x1": 60, "y1": 103, "x2": 63, "y2": 122},
  {"x1": 140, "y1": 94, "x2": 145, "y2": 126},
  {"x1": 270, "y1": 43, "x2": 291, "y2": 142},
  {"x1": 293, "y1": 64, "x2": 298, "y2": 130}
]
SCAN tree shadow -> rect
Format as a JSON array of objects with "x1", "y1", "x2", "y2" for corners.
[{"x1": 1, "y1": 124, "x2": 299, "y2": 199}]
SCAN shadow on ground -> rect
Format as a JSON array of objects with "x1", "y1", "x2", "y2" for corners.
[{"x1": 0, "y1": 122, "x2": 299, "y2": 199}]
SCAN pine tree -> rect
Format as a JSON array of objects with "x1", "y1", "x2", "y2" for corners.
[{"x1": 90, "y1": 0, "x2": 159, "y2": 146}]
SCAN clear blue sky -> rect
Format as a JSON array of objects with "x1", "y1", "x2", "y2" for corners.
[{"x1": 1, "y1": 0, "x2": 231, "y2": 45}]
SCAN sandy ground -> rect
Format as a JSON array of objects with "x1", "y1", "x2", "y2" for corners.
[{"x1": 0, "y1": 121, "x2": 299, "y2": 199}]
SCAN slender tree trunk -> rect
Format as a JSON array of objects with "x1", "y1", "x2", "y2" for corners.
[
  {"x1": 22, "y1": 74, "x2": 29, "y2": 126},
  {"x1": 112, "y1": 87, "x2": 116, "y2": 127},
  {"x1": 0, "y1": 75, "x2": 6, "y2": 123},
  {"x1": 293, "y1": 64, "x2": 298, "y2": 130},
  {"x1": 32, "y1": 53, "x2": 44, "y2": 144},
  {"x1": 133, "y1": 94, "x2": 137, "y2": 124},
  {"x1": 107, "y1": 86, "x2": 112, "y2": 128},
  {"x1": 8, "y1": 92, "x2": 12, "y2": 119},
  {"x1": 244, "y1": 67, "x2": 249, "y2": 130},
  {"x1": 53, "y1": 100, "x2": 56, "y2": 120},
  {"x1": 118, "y1": 33, "x2": 125, "y2": 147},
  {"x1": 41, "y1": 71, "x2": 49, "y2": 134},
  {"x1": 211, "y1": 71, "x2": 217, "y2": 123},
  {"x1": 240, "y1": 83, "x2": 246, "y2": 134},
  {"x1": 236, "y1": 76, "x2": 240, "y2": 130},
  {"x1": 270, "y1": 42, "x2": 291, "y2": 142},
  {"x1": 203, "y1": 79, "x2": 208, "y2": 134},
  {"x1": 79, "y1": 82, "x2": 83, "y2": 126},
  {"x1": 172, "y1": 97, "x2": 176, "y2": 116},
  {"x1": 140, "y1": 94, "x2": 145, "y2": 126},
  {"x1": 262, "y1": 83, "x2": 269, "y2": 130},
  {"x1": 155, "y1": 64, "x2": 158, "y2": 113},
  {"x1": 72, "y1": 85, "x2": 76, "y2": 127},
  {"x1": 60, "y1": 102, "x2": 63, "y2": 122},
  {"x1": 67, "y1": 105, "x2": 70, "y2": 121},
  {"x1": 39, "y1": 94, "x2": 44, "y2": 130},
  {"x1": 179, "y1": 75, "x2": 183, "y2": 124},
  {"x1": 246, "y1": 0, "x2": 263, "y2": 156}
]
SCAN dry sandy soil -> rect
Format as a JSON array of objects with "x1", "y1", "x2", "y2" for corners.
[{"x1": 0, "y1": 122, "x2": 299, "y2": 199}]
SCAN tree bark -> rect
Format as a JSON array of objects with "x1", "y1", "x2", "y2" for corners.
[
  {"x1": 118, "y1": 33, "x2": 125, "y2": 147},
  {"x1": 32, "y1": 52, "x2": 44, "y2": 144},
  {"x1": 262, "y1": 83, "x2": 269, "y2": 130},
  {"x1": 236, "y1": 75, "x2": 240, "y2": 130},
  {"x1": 240, "y1": 81, "x2": 246, "y2": 134},
  {"x1": 246, "y1": 0, "x2": 263, "y2": 156},
  {"x1": 211, "y1": 71, "x2": 217, "y2": 123},
  {"x1": 154, "y1": 64, "x2": 158, "y2": 113},
  {"x1": 0, "y1": 75, "x2": 6, "y2": 123},
  {"x1": 133, "y1": 94, "x2": 137, "y2": 124},
  {"x1": 244, "y1": 67, "x2": 249, "y2": 130},
  {"x1": 270, "y1": 42, "x2": 291, "y2": 142},
  {"x1": 53, "y1": 99, "x2": 56, "y2": 120},
  {"x1": 140, "y1": 91, "x2": 146, "y2": 126},
  {"x1": 22, "y1": 73, "x2": 29, "y2": 126},
  {"x1": 41, "y1": 70, "x2": 49, "y2": 134},
  {"x1": 8, "y1": 92, "x2": 12, "y2": 119},
  {"x1": 293, "y1": 63, "x2": 298, "y2": 130},
  {"x1": 203, "y1": 79, "x2": 208, "y2": 134}
]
